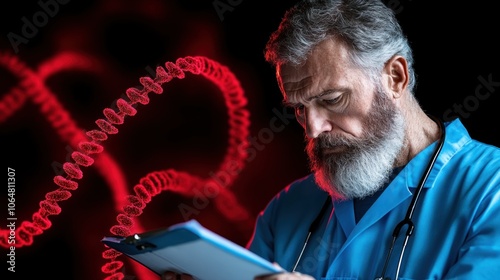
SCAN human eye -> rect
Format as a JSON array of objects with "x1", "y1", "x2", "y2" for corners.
[
  {"x1": 294, "y1": 104, "x2": 305, "y2": 116},
  {"x1": 323, "y1": 96, "x2": 341, "y2": 105},
  {"x1": 284, "y1": 101, "x2": 305, "y2": 118},
  {"x1": 284, "y1": 103, "x2": 304, "y2": 116},
  {"x1": 321, "y1": 92, "x2": 343, "y2": 106}
]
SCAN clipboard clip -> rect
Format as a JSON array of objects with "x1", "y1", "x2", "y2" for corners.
[
  {"x1": 124, "y1": 233, "x2": 157, "y2": 250},
  {"x1": 125, "y1": 233, "x2": 142, "y2": 244}
]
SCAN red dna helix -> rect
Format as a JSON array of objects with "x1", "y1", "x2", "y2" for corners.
[
  {"x1": 0, "y1": 50, "x2": 131, "y2": 247},
  {"x1": 98, "y1": 56, "x2": 252, "y2": 280},
  {"x1": 1, "y1": 52, "x2": 252, "y2": 279}
]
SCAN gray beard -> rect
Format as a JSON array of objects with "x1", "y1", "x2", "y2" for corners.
[{"x1": 306, "y1": 91, "x2": 405, "y2": 200}]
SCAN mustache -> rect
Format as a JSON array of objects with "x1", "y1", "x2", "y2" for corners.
[{"x1": 307, "y1": 133, "x2": 361, "y2": 150}]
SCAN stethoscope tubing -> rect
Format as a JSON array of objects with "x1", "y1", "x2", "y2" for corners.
[{"x1": 378, "y1": 117, "x2": 446, "y2": 280}]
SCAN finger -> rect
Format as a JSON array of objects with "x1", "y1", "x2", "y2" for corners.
[
  {"x1": 179, "y1": 273, "x2": 194, "y2": 280},
  {"x1": 255, "y1": 272, "x2": 314, "y2": 280},
  {"x1": 291, "y1": 271, "x2": 315, "y2": 279},
  {"x1": 254, "y1": 275, "x2": 278, "y2": 280},
  {"x1": 272, "y1": 262, "x2": 283, "y2": 269},
  {"x1": 161, "y1": 271, "x2": 177, "y2": 280}
]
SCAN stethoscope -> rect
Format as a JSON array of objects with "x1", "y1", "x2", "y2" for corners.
[{"x1": 292, "y1": 117, "x2": 446, "y2": 280}]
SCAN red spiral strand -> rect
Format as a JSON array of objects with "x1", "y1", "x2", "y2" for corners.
[
  {"x1": 0, "y1": 51, "x2": 131, "y2": 247},
  {"x1": 100, "y1": 56, "x2": 252, "y2": 279}
]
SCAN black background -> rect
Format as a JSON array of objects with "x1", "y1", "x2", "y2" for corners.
[{"x1": 0, "y1": 0, "x2": 498, "y2": 279}]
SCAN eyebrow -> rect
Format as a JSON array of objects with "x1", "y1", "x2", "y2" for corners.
[{"x1": 283, "y1": 88, "x2": 349, "y2": 107}]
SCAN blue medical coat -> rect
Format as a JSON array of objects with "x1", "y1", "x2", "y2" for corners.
[{"x1": 247, "y1": 119, "x2": 500, "y2": 279}]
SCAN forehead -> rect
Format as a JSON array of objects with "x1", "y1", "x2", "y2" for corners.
[
  {"x1": 281, "y1": 37, "x2": 353, "y2": 74},
  {"x1": 277, "y1": 37, "x2": 363, "y2": 102}
]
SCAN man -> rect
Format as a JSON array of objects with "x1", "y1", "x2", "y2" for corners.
[{"x1": 163, "y1": 0, "x2": 500, "y2": 279}]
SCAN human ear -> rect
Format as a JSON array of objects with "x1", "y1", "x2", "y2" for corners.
[{"x1": 383, "y1": 55, "x2": 409, "y2": 99}]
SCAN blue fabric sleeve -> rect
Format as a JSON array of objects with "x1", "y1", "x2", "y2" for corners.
[
  {"x1": 245, "y1": 201, "x2": 276, "y2": 262},
  {"x1": 444, "y1": 175, "x2": 500, "y2": 278}
]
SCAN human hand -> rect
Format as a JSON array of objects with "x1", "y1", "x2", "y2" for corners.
[
  {"x1": 161, "y1": 271, "x2": 194, "y2": 280},
  {"x1": 254, "y1": 271, "x2": 315, "y2": 280}
]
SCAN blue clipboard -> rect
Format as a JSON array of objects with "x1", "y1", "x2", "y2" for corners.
[{"x1": 101, "y1": 219, "x2": 284, "y2": 280}]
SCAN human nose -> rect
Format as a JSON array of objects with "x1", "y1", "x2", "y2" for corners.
[{"x1": 304, "y1": 106, "x2": 332, "y2": 139}]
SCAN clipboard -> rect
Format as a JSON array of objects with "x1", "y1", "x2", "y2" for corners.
[{"x1": 101, "y1": 219, "x2": 284, "y2": 280}]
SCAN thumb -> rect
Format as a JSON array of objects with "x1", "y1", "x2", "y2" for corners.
[
  {"x1": 254, "y1": 262, "x2": 286, "y2": 280},
  {"x1": 272, "y1": 262, "x2": 285, "y2": 270}
]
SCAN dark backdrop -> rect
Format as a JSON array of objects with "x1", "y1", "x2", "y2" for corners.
[{"x1": 0, "y1": 1, "x2": 498, "y2": 279}]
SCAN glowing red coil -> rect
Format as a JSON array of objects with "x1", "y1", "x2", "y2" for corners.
[
  {"x1": 100, "y1": 56, "x2": 252, "y2": 279},
  {"x1": 1, "y1": 53, "x2": 252, "y2": 280},
  {"x1": 0, "y1": 51, "x2": 131, "y2": 247}
]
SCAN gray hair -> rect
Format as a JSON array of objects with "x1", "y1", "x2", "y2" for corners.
[{"x1": 265, "y1": 0, "x2": 417, "y2": 92}]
